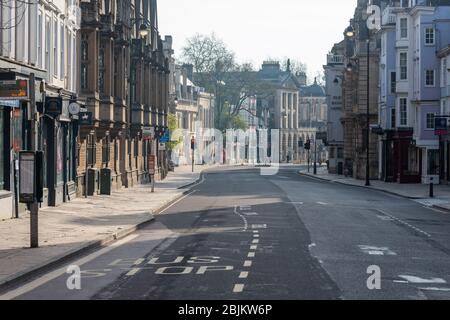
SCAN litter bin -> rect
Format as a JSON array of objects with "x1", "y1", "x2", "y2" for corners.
[
  {"x1": 87, "y1": 168, "x2": 99, "y2": 196},
  {"x1": 100, "y1": 168, "x2": 112, "y2": 195}
]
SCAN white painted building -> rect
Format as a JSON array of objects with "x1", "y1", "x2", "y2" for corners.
[{"x1": 0, "y1": 0, "x2": 81, "y2": 219}]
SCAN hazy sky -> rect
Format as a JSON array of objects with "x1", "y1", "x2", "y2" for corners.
[{"x1": 158, "y1": 0, "x2": 356, "y2": 81}]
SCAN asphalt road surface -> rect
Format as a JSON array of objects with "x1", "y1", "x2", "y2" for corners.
[{"x1": 3, "y1": 166, "x2": 450, "y2": 300}]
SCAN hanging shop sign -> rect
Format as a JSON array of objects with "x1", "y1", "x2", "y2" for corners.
[
  {"x1": 0, "y1": 80, "x2": 28, "y2": 99},
  {"x1": 435, "y1": 117, "x2": 448, "y2": 136},
  {"x1": 78, "y1": 112, "x2": 93, "y2": 126},
  {"x1": 68, "y1": 102, "x2": 81, "y2": 115},
  {"x1": 45, "y1": 96, "x2": 63, "y2": 116},
  {"x1": 0, "y1": 99, "x2": 20, "y2": 108}
]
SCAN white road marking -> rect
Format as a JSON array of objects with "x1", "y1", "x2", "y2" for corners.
[
  {"x1": 253, "y1": 230, "x2": 259, "y2": 233},
  {"x1": 399, "y1": 275, "x2": 447, "y2": 284},
  {"x1": 133, "y1": 258, "x2": 145, "y2": 266},
  {"x1": 393, "y1": 280, "x2": 409, "y2": 284},
  {"x1": 248, "y1": 252, "x2": 256, "y2": 258},
  {"x1": 377, "y1": 216, "x2": 395, "y2": 221},
  {"x1": 376, "y1": 209, "x2": 431, "y2": 238},
  {"x1": 252, "y1": 239, "x2": 259, "y2": 244},
  {"x1": 243, "y1": 260, "x2": 252, "y2": 267},
  {"x1": 233, "y1": 284, "x2": 244, "y2": 293},
  {"x1": 253, "y1": 234, "x2": 259, "y2": 238},
  {"x1": 419, "y1": 287, "x2": 450, "y2": 292},
  {"x1": 288, "y1": 202, "x2": 304, "y2": 205},
  {"x1": 0, "y1": 234, "x2": 140, "y2": 300},
  {"x1": 234, "y1": 205, "x2": 248, "y2": 231},
  {"x1": 159, "y1": 190, "x2": 198, "y2": 214},
  {"x1": 251, "y1": 224, "x2": 267, "y2": 229},
  {"x1": 317, "y1": 202, "x2": 328, "y2": 205},
  {"x1": 243, "y1": 212, "x2": 258, "y2": 216},
  {"x1": 425, "y1": 207, "x2": 449, "y2": 214},
  {"x1": 240, "y1": 206, "x2": 252, "y2": 211},
  {"x1": 358, "y1": 245, "x2": 397, "y2": 256},
  {"x1": 126, "y1": 268, "x2": 141, "y2": 276},
  {"x1": 239, "y1": 272, "x2": 249, "y2": 279},
  {"x1": 250, "y1": 245, "x2": 258, "y2": 250}
]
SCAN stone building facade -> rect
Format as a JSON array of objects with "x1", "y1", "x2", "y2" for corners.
[
  {"x1": 77, "y1": 0, "x2": 171, "y2": 197},
  {"x1": 341, "y1": 0, "x2": 380, "y2": 180}
]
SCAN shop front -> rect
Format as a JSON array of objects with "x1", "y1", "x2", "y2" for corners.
[
  {"x1": 41, "y1": 96, "x2": 79, "y2": 207},
  {"x1": 381, "y1": 129, "x2": 421, "y2": 184}
]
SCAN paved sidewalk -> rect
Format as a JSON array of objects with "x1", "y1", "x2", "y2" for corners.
[
  {"x1": 299, "y1": 167, "x2": 450, "y2": 211},
  {"x1": 0, "y1": 164, "x2": 215, "y2": 288}
]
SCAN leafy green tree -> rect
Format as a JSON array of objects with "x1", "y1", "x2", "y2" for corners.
[
  {"x1": 166, "y1": 113, "x2": 182, "y2": 151},
  {"x1": 181, "y1": 34, "x2": 276, "y2": 131}
]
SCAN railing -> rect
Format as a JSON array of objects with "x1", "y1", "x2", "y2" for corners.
[
  {"x1": 327, "y1": 54, "x2": 344, "y2": 65},
  {"x1": 382, "y1": 7, "x2": 396, "y2": 26}
]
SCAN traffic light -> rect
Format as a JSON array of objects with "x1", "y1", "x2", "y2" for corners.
[{"x1": 304, "y1": 140, "x2": 311, "y2": 150}]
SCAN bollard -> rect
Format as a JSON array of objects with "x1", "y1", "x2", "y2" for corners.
[{"x1": 430, "y1": 177, "x2": 434, "y2": 198}]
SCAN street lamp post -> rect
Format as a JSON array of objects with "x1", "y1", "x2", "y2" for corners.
[
  {"x1": 365, "y1": 38, "x2": 371, "y2": 186},
  {"x1": 314, "y1": 138, "x2": 317, "y2": 175},
  {"x1": 345, "y1": 24, "x2": 371, "y2": 186}
]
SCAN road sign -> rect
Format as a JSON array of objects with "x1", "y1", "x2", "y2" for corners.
[
  {"x1": 148, "y1": 155, "x2": 156, "y2": 175},
  {"x1": 435, "y1": 117, "x2": 448, "y2": 136},
  {"x1": 160, "y1": 129, "x2": 170, "y2": 143},
  {"x1": 0, "y1": 79, "x2": 28, "y2": 99},
  {"x1": 79, "y1": 112, "x2": 93, "y2": 125},
  {"x1": 143, "y1": 126, "x2": 155, "y2": 139}
]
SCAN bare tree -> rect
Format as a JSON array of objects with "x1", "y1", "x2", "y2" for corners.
[
  {"x1": 180, "y1": 33, "x2": 235, "y2": 75},
  {"x1": 181, "y1": 34, "x2": 276, "y2": 130}
]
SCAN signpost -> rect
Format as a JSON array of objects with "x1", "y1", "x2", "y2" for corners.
[
  {"x1": 149, "y1": 155, "x2": 156, "y2": 193},
  {"x1": 29, "y1": 73, "x2": 39, "y2": 248},
  {"x1": 191, "y1": 137, "x2": 195, "y2": 173}
]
